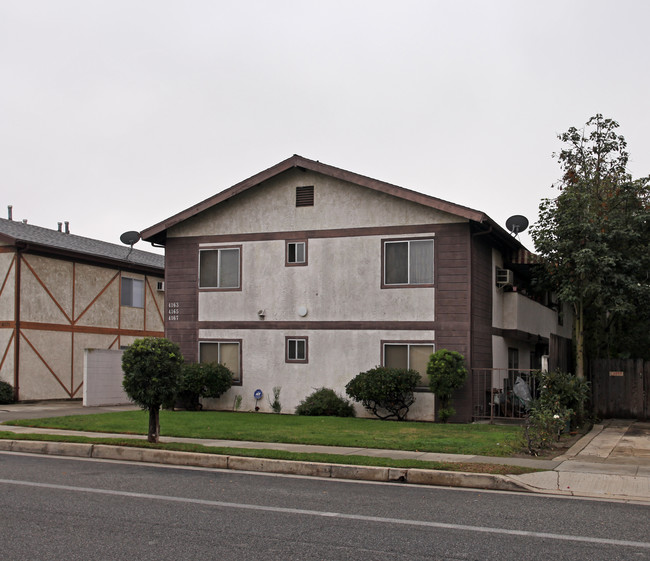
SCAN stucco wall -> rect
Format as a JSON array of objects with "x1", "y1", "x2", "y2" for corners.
[
  {"x1": 198, "y1": 235, "x2": 435, "y2": 323},
  {"x1": 168, "y1": 169, "x2": 465, "y2": 239},
  {"x1": 0, "y1": 250, "x2": 16, "y2": 386},
  {"x1": 200, "y1": 327, "x2": 436, "y2": 420},
  {"x1": 13, "y1": 252, "x2": 164, "y2": 400}
]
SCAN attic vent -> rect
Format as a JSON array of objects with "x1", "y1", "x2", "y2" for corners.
[
  {"x1": 496, "y1": 268, "x2": 514, "y2": 288},
  {"x1": 296, "y1": 185, "x2": 314, "y2": 207}
]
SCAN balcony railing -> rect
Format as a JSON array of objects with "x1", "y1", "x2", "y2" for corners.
[{"x1": 472, "y1": 368, "x2": 539, "y2": 422}]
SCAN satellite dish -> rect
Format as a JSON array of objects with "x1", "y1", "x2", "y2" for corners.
[
  {"x1": 505, "y1": 215, "x2": 529, "y2": 237},
  {"x1": 120, "y1": 231, "x2": 141, "y2": 246}
]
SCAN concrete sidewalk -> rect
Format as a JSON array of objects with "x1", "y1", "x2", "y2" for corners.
[
  {"x1": 509, "y1": 419, "x2": 650, "y2": 502},
  {"x1": 1, "y1": 402, "x2": 649, "y2": 503}
]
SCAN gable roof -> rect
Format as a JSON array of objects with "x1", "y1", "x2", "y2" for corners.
[
  {"x1": 141, "y1": 154, "x2": 510, "y2": 246},
  {"x1": 0, "y1": 218, "x2": 164, "y2": 272}
]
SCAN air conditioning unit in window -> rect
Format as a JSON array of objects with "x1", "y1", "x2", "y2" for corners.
[
  {"x1": 156, "y1": 281, "x2": 165, "y2": 292},
  {"x1": 496, "y1": 268, "x2": 514, "y2": 288}
]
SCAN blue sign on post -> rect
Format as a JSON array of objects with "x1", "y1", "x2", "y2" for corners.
[{"x1": 254, "y1": 389, "x2": 263, "y2": 400}]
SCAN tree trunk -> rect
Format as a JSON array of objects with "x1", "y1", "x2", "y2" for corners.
[
  {"x1": 575, "y1": 299, "x2": 585, "y2": 378},
  {"x1": 148, "y1": 406, "x2": 160, "y2": 443}
]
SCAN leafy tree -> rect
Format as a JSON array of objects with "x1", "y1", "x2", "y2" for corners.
[
  {"x1": 122, "y1": 337, "x2": 183, "y2": 442},
  {"x1": 345, "y1": 366, "x2": 421, "y2": 421},
  {"x1": 426, "y1": 349, "x2": 468, "y2": 422},
  {"x1": 531, "y1": 115, "x2": 650, "y2": 375}
]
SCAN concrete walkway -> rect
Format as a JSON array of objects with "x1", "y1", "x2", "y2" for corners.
[{"x1": 1, "y1": 402, "x2": 649, "y2": 503}]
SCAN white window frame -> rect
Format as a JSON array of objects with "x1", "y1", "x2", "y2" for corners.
[
  {"x1": 199, "y1": 340, "x2": 242, "y2": 384},
  {"x1": 382, "y1": 341, "x2": 435, "y2": 388},
  {"x1": 286, "y1": 337, "x2": 308, "y2": 363},
  {"x1": 199, "y1": 246, "x2": 241, "y2": 289},
  {"x1": 286, "y1": 241, "x2": 307, "y2": 266},
  {"x1": 121, "y1": 277, "x2": 144, "y2": 308},
  {"x1": 383, "y1": 238, "x2": 434, "y2": 287}
]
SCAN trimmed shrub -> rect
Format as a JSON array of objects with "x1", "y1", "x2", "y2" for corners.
[
  {"x1": 295, "y1": 388, "x2": 356, "y2": 417},
  {"x1": 175, "y1": 362, "x2": 233, "y2": 410},
  {"x1": 345, "y1": 366, "x2": 421, "y2": 421},
  {"x1": 0, "y1": 380, "x2": 14, "y2": 404},
  {"x1": 426, "y1": 349, "x2": 468, "y2": 422}
]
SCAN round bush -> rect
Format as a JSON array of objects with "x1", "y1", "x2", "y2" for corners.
[
  {"x1": 176, "y1": 362, "x2": 233, "y2": 410},
  {"x1": 295, "y1": 388, "x2": 356, "y2": 417},
  {"x1": 0, "y1": 380, "x2": 14, "y2": 404},
  {"x1": 345, "y1": 366, "x2": 421, "y2": 421}
]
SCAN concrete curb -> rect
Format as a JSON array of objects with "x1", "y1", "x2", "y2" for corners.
[{"x1": 0, "y1": 438, "x2": 534, "y2": 493}]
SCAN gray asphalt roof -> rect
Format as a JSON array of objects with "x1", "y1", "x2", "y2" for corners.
[{"x1": 0, "y1": 218, "x2": 164, "y2": 270}]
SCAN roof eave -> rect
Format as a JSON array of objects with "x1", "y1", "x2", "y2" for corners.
[
  {"x1": 140, "y1": 155, "x2": 489, "y2": 244},
  {"x1": 13, "y1": 240, "x2": 163, "y2": 274}
]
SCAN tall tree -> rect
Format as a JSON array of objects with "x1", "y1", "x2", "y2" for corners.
[{"x1": 531, "y1": 115, "x2": 650, "y2": 377}]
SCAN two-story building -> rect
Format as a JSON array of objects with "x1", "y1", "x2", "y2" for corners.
[
  {"x1": 141, "y1": 155, "x2": 572, "y2": 421},
  {"x1": 0, "y1": 215, "x2": 165, "y2": 401}
]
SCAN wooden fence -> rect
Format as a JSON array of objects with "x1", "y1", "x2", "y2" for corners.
[{"x1": 590, "y1": 359, "x2": 649, "y2": 420}]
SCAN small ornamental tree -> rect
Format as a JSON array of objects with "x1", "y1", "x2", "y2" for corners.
[
  {"x1": 345, "y1": 366, "x2": 421, "y2": 421},
  {"x1": 426, "y1": 349, "x2": 468, "y2": 422},
  {"x1": 122, "y1": 337, "x2": 183, "y2": 443}
]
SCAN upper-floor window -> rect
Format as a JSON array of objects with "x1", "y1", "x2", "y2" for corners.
[
  {"x1": 121, "y1": 277, "x2": 144, "y2": 308},
  {"x1": 383, "y1": 239, "x2": 434, "y2": 286},
  {"x1": 199, "y1": 247, "x2": 240, "y2": 289},
  {"x1": 286, "y1": 241, "x2": 307, "y2": 266}
]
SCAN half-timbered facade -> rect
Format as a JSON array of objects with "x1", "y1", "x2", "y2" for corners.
[
  {"x1": 141, "y1": 155, "x2": 572, "y2": 421},
  {"x1": 0, "y1": 217, "x2": 165, "y2": 401}
]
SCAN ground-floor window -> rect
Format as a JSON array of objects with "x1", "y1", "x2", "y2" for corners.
[
  {"x1": 199, "y1": 340, "x2": 242, "y2": 384},
  {"x1": 286, "y1": 337, "x2": 308, "y2": 363},
  {"x1": 382, "y1": 341, "x2": 434, "y2": 388}
]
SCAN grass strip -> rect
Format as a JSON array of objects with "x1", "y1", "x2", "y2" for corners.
[
  {"x1": 5, "y1": 410, "x2": 525, "y2": 457},
  {"x1": 0, "y1": 431, "x2": 538, "y2": 476}
]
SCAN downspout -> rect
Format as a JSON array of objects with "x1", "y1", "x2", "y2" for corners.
[
  {"x1": 14, "y1": 245, "x2": 24, "y2": 400},
  {"x1": 469, "y1": 223, "x2": 493, "y2": 419}
]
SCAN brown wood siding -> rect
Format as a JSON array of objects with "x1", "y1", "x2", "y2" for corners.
[
  {"x1": 470, "y1": 235, "x2": 493, "y2": 368},
  {"x1": 460, "y1": 234, "x2": 494, "y2": 422},
  {"x1": 431, "y1": 223, "x2": 473, "y2": 421},
  {"x1": 164, "y1": 237, "x2": 199, "y2": 363},
  {"x1": 591, "y1": 358, "x2": 649, "y2": 420},
  {"x1": 549, "y1": 333, "x2": 572, "y2": 373},
  {"x1": 434, "y1": 223, "x2": 471, "y2": 357}
]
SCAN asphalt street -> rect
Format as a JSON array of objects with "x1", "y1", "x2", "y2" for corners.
[{"x1": 1, "y1": 451, "x2": 648, "y2": 560}]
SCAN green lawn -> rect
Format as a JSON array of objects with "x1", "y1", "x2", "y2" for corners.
[
  {"x1": 0, "y1": 431, "x2": 537, "y2": 475},
  {"x1": 6, "y1": 410, "x2": 524, "y2": 457}
]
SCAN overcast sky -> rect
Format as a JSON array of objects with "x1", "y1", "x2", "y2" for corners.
[{"x1": 2, "y1": 0, "x2": 649, "y2": 253}]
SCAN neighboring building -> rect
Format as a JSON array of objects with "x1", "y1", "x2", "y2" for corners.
[
  {"x1": 141, "y1": 155, "x2": 572, "y2": 421},
  {"x1": 0, "y1": 216, "x2": 165, "y2": 401}
]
